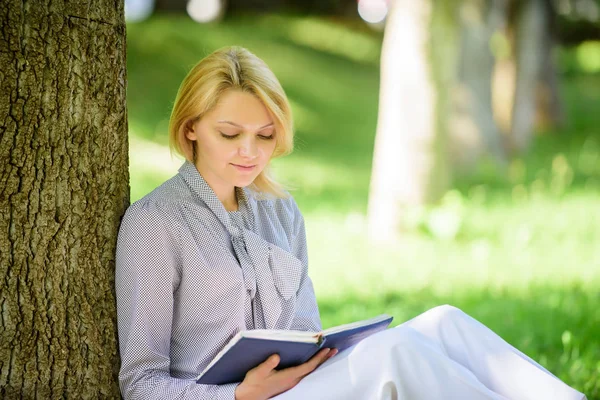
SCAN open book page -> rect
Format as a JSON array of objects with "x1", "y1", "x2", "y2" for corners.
[
  {"x1": 321, "y1": 314, "x2": 393, "y2": 336},
  {"x1": 241, "y1": 329, "x2": 320, "y2": 343},
  {"x1": 319, "y1": 314, "x2": 394, "y2": 353}
]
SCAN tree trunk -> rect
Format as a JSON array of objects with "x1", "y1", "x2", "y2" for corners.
[
  {"x1": 367, "y1": 0, "x2": 452, "y2": 241},
  {"x1": 449, "y1": 0, "x2": 507, "y2": 169},
  {"x1": 535, "y1": 0, "x2": 564, "y2": 131},
  {"x1": 510, "y1": 0, "x2": 547, "y2": 153},
  {"x1": 0, "y1": 1, "x2": 128, "y2": 398}
]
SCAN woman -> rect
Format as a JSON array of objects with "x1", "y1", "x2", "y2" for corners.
[{"x1": 115, "y1": 46, "x2": 586, "y2": 400}]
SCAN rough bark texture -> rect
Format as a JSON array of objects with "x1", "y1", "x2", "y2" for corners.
[
  {"x1": 367, "y1": 0, "x2": 451, "y2": 241},
  {"x1": 0, "y1": 1, "x2": 128, "y2": 398}
]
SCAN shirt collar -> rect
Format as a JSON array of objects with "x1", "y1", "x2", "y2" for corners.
[{"x1": 178, "y1": 160, "x2": 257, "y2": 230}]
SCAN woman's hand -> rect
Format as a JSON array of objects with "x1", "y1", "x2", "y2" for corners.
[{"x1": 234, "y1": 348, "x2": 338, "y2": 400}]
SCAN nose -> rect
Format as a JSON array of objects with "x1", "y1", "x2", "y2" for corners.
[{"x1": 239, "y1": 137, "x2": 258, "y2": 159}]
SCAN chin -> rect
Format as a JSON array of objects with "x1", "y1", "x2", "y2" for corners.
[{"x1": 233, "y1": 177, "x2": 258, "y2": 188}]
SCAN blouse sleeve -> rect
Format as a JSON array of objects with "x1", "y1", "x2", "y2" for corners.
[
  {"x1": 288, "y1": 202, "x2": 322, "y2": 332},
  {"x1": 115, "y1": 203, "x2": 238, "y2": 400}
]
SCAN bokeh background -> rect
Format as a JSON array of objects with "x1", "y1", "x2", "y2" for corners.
[{"x1": 124, "y1": 0, "x2": 599, "y2": 396}]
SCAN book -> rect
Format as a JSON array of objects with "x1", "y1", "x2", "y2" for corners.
[{"x1": 196, "y1": 314, "x2": 393, "y2": 385}]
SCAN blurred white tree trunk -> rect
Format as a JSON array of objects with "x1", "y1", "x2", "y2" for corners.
[
  {"x1": 450, "y1": 0, "x2": 507, "y2": 169},
  {"x1": 511, "y1": 0, "x2": 547, "y2": 152},
  {"x1": 367, "y1": 0, "x2": 451, "y2": 241}
]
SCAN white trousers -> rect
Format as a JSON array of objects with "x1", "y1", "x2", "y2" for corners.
[{"x1": 274, "y1": 305, "x2": 586, "y2": 400}]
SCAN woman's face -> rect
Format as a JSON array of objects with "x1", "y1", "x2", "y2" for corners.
[{"x1": 186, "y1": 90, "x2": 277, "y2": 196}]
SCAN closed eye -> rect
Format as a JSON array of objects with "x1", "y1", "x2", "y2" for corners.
[
  {"x1": 219, "y1": 131, "x2": 274, "y2": 140},
  {"x1": 220, "y1": 132, "x2": 239, "y2": 139}
]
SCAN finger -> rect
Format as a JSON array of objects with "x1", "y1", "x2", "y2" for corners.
[
  {"x1": 253, "y1": 354, "x2": 280, "y2": 377},
  {"x1": 313, "y1": 348, "x2": 332, "y2": 363},
  {"x1": 316, "y1": 348, "x2": 337, "y2": 368},
  {"x1": 324, "y1": 348, "x2": 338, "y2": 362},
  {"x1": 297, "y1": 348, "x2": 331, "y2": 375}
]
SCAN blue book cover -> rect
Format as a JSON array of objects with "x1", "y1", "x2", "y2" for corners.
[{"x1": 196, "y1": 314, "x2": 393, "y2": 385}]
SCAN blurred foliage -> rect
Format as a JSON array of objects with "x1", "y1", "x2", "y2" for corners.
[
  {"x1": 126, "y1": 13, "x2": 600, "y2": 398},
  {"x1": 153, "y1": 0, "x2": 360, "y2": 15},
  {"x1": 227, "y1": 0, "x2": 357, "y2": 15},
  {"x1": 558, "y1": 40, "x2": 600, "y2": 74},
  {"x1": 552, "y1": 0, "x2": 600, "y2": 44}
]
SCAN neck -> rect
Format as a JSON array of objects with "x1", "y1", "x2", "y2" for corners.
[
  {"x1": 222, "y1": 192, "x2": 239, "y2": 212},
  {"x1": 212, "y1": 184, "x2": 238, "y2": 212}
]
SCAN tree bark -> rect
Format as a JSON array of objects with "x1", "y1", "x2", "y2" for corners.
[
  {"x1": 0, "y1": 1, "x2": 128, "y2": 398},
  {"x1": 367, "y1": 0, "x2": 452, "y2": 241}
]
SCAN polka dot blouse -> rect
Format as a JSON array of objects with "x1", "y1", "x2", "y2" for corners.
[{"x1": 115, "y1": 161, "x2": 322, "y2": 399}]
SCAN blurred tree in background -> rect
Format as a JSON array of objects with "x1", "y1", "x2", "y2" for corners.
[
  {"x1": 367, "y1": 0, "x2": 453, "y2": 240},
  {"x1": 367, "y1": 0, "x2": 599, "y2": 240}
]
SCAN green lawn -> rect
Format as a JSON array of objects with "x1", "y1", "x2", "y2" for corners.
[{"x1": 126, "y1": 14, "x2": 600, "y2": 398}]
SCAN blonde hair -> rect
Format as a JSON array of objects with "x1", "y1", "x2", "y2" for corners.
[{"x1": 169, "y1": 46, "x2": 293, "y2": 198}]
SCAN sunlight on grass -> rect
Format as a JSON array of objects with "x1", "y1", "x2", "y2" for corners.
[
  {"x1": 273, "y1": 155, "x2": 369, "y2": 198},
  {"x1": 128, "y1": 134, "x2": 182, "y2": 201},
  {"x1": 305, "y1": 203, "x2": 600, "y2": 302},
  {"x1": 287, "y1": 98, "x2": 322, "y2": 136},
  {"x1": 284, "y1": 16, "x2": 381, "y2": 65}
]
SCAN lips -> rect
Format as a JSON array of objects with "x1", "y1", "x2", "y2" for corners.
[{"x1": 231, "y1": 163, "x2": 256, "y2": 172}]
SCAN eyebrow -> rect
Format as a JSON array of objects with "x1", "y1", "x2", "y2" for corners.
[{"x1": 217, "y1": 120, "x2": 274, "y2": 130}]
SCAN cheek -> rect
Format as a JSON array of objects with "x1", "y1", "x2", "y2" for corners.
[
  {"x1": 201, "y1": 141, "x2": 236, "y2": 161},
  {"x1": 260, "y1": 141, "x2": 277, "y2": 158}
]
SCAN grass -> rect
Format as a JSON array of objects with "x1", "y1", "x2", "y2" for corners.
[{"x1": 126, "y1": 14, "x2": 600, "y2": 398}]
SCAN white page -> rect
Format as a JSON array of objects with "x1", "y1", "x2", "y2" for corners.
[
  {"x1": 241, "y1": 329, "x2": 319, "y2": 343},
  {"x1": 321, "y1": 314, "x2": 393, "y2": 336}
]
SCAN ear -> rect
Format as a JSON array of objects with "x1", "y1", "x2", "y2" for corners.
[{"x1": 184, "y1": 120, "x2": 197, "y2": 141}]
